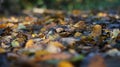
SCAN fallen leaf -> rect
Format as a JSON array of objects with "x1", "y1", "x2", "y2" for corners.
[
  {"x1": 0, "y1": 24, "x2": 7, "y2": 28},
  {"x1": 11, "y1": 40, "x2": 20, "y2": 47},
  {"x1": 97, "y1": 12, "x2": 107, "y2": 17},
  {"x1": 50, "y1": 41, "x2": 65, "y2": 48},
  {"x1": 0, "y1": 48, "x2": 6, "y2": 53},
  {"x1": 58, "y1": 61, "x2": 74, "y2": 67},
  {"x1": 88, "y1": 55, "x2": 106, "y2": 67},
  {"x1": 35, "y1": 50, "x2": 50, "y2": 58},
  {"x1": 35, "y1": 53, "x2": 72, "y2": 61},
  {"x1": 25, "y1": 39, "x2": 34, "y2": 49},
  {"x1": 73, "y1": 21, "x2": 86, "y2": 30},
  {"x1": 74, "y1": 32, "x2": 81, "y2": 37},
  {"x1": 91, "y1": 24, "x2": 102, "y2": 37}
]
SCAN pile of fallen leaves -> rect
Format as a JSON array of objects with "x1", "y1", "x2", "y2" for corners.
[{"x1": 0, "y1": 10, "x2": 120, "y2": 67}]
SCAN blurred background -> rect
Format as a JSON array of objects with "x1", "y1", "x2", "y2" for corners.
[{"x1": 0, "y1": 0, "x2": 120, "y2": 15}]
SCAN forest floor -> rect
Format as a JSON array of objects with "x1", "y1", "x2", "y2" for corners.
[{"x1": 0, "y1": 9, "x2": 120, "y2": 67}]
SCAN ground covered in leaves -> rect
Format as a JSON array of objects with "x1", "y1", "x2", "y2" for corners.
[{"x1": 0, "y1": 10, "x2": 120, "y2": 67}]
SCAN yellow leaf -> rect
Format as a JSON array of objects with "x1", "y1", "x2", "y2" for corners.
[
  {"x1": 34, "y1": 50, "x2": 50, "y2": 61},
  {"x1": 41, "y1": 28, "x2": 46, "y2": 32},
  {"x1": 74, "y1": 32, "x2": 81, "y2": 37},
  {"x1": 7, "y1": 23, "x2": 14, "y2": 27},
  {"x1": 25, "y1": 39, "x2": 34, "y2": 49},
  {"x1": 91, "y1": 24, "x2": 102, "y2": 37},
  {"x1": 0, "y1": 48, "x2": 6, "y2": 53},
  {"x1": 10, "y1": 16, "x2": 18, "y2": 22},
  {"x1": 58, "y1": 61, "x2": 74, "y2": 67},
  {"x1": 97, "y1": 12, "x2": 107, "y2": 17},
  {"x1": 35, "y1": 50, "x2": 50, "y2": 57},
  {"x1": 32, "y1": 34, "x2": 37, "y2": 38}
]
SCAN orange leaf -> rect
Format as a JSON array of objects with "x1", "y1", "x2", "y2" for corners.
[{"x1": 0, "y1": 24, "x2": 7, "y2": 28}]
